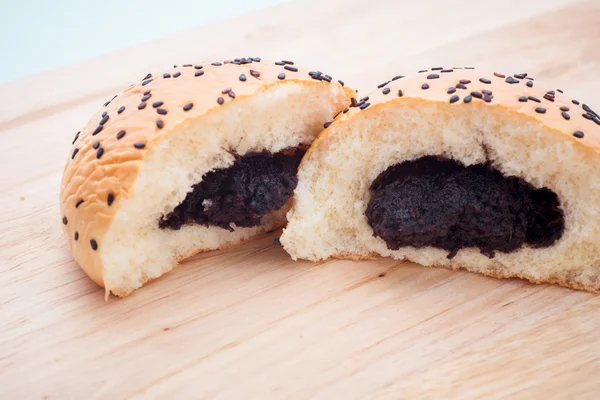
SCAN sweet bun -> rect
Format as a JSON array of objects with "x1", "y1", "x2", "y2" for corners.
[
  {"x1": 60, "y1": 58, "x2": 354, "y2": 297},
  {"x1": 281, "y1": 67, "x2": 600, "y2": 292}
]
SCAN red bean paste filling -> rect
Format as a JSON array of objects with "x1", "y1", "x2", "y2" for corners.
[
  {"x1": 365, "y1": 156, "x2": 564, "y2": 259},
  {"x1": 159, "y1": 148, "x2": 305, "y2": 231}
]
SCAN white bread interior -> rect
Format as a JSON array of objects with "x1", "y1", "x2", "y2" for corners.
[{"x1": 281, "y1": 98, "x2": 600, "y2": 291}]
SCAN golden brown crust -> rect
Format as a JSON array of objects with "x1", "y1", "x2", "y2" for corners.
[{"x1": 60, "y1": 58, "x2": 353, "y2": 289}]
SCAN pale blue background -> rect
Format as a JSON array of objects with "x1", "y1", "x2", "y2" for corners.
[{"x1": 0, "y1": 0, "x2": 286, "y2": 84}]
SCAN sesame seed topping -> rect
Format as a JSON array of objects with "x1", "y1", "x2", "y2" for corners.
[
  {"x1": 418, "y1": 70, "x2": 428, "y2": 73},
  {"x1": 62, "y1": 217, "x2": 68, "y2": 225},
  {"x1": 431, "y1": 67, "x2": 443, "y2": 71},
  {"x1": 421, "y1": 83, "x2": 429, "y2": 90},
  {"x1": 195, "y1": 70, "x2": 204, "y2": 77},
  {"x1": 99, "y1": 115, "x2": 109, "y2": 125},
  {"x1": 217, "y1": 97, "x2": 224, "y2": 105},
  {"x1": 322, "y1": 74, "x2": 332, "y2": 83},
  {"x1": 483, "y1": 95, "x2": 492, "y2": 103},
  {"x1": 471, "y1": 92, "x2": 483, "y2": 99},
  {"x1": 141, "y1": 94, "x2": 152, "y2": 102},
  {"x1": 449, "y1": 95, "x2": 459, "y2": 103},
  {"x1": 284, "y1": 65, "x2": 298, "y2": 72},
  {"x1": 102, "y1": 111, "x2": 107, "y2": 117},
  {"x1": 143, "y1": 73, "x2": 152, "y2": 80},
  {"x1": 134, "y1": 143, "x2": 145, "y2": 149},
  {"x1": 479, "y1": 78, "x2": 491, "y2": 84},
  {"x1": 183, "y1": 64, "x2": 192, "y2": 67},
  {"x1": 460, "y1": 79, "x2": 471, "y2": 84},
  {"x1": 74, "y1": 232, "x2": 79, "y2": 241},
  {"x1": 519, "y1": 96, "x2": 528, "y2": 102},
  {"x1": 494, "y1": 72, "x2": 506, "y2": 78},
  {"x1": 138, "y1": 102, "x2": 147, "y2": 110},
  {"x1": 228, "y1": 91, "x2": 236, "y2": 98},
  {"x1": 464, "y1": 67, "x2": 475, "y2": 70},
  {"x1": 456, "y1": 83, "x2": 467, "y2": 90},
  {"x1": 562, "y1": 111, "x2": 570, "y2": 120},
  {"x1": 76, "y1": 199, "x2": 84, "y2": 208},
  {"x1": 152, "y1": 101, "x2": 163, "y2": 108},
  {"x1": 525, "y1": 81, "x2": 533, "y2": 87},
  {"x1": 116, "y1": 130, "x2": 126, "y2": 139},
  {"x1": 392, "y1": 75, "x2": 404, "y2": 81},
  {"x1": 514, "y1": 73, "x2": 527, "y2": 79},
  {"x1": 254, "y1": 57, "x2": 261, "y2": 62},
  {"x1": 163, "y1": 73, "x2": 171, "y2": 78},
  {"x1": 211, "y1": 62, "x2": 222, "y2": 66},
  {"x1": 156, "y1": 120, "x2": 164, "y2": 129},
  {"x1": 250, "y1": 70, "x2": 260, "y2": 78},
  {"x1": 350, "y1": 98, "x2": 358, "y2": 107},
  {"x1": 278, "y1": 73, "x2": 286, "y2": 80},
  {"x1": 572, "y1": 99, "x2": 580, "y2": 105},
  {"x1": 441, "y1": 69, "x2": 453, "y2": 73},
  {"x1": 324, "y1": 121, "x2": 332, "y2": 128},
  {"x1": 222, "y1": 88, "x2": 231, "y2": 94},
  {"x1": 142, "y1": 79, "x2": 152, "y2": 86},
  {"x1": 535, "y1": 107, "x2": 546, "y2": 114},
  {"x1": 560, "y1": 106, "x2": 569, "y2": 111},
  {"x1": 92, "y1": 125, "x2": 103, "y2": 136},
  {"x1": 463, "y1": 95, "x2": 472, "y2": 103},
  {"x1": 528, "y1": 96, "x2": 541, "y2": 103},
  {"x1": 157, "y1": 108, "x2": 167, "y2": 115},
  {"x1": 275, "y1": 61, "x2": 285, "y2": 66},
  {"x1": 194, "y1": 65, "x2": 203, "y2": 70},
  {"x1": 72, "y1": 132, "x2": 80, "y2": 145},
  {"x1": 173, "y1": 72, "x2": 181, "y2": 78},
  {"x1": 338, "y1": 79, "x2": 344, "y2": 86},
  {"x1": 107, "y1": 193, "x2": 114, "y2": 206},
  {"x1": 360, "y1": 96, "x2": 370, "y2": 102},
  {"x1": 573, "y1": 131, "x2": 584, "y2": 138},
  {"x1": 117, "y1": 106, "x2": 125, "y2": 114},
  {"x1": 239, "y1": 74, "x2": 247, "y2": 81},
  {"x1": 427, "y1": 74, "x2": 440, "y2": 79},
  {"x1": 95, "y1": 147, "x2": 104, "y2": 159},
  {"x1": 90, "y1": 239, "x2": 98, "y2": 250},
  {"x1": 378, "y1": 81, "x2": 391, "y2": 89},
  {"x1": 505, "y1": 76, "x2": 519, "y2": 84},
  {"x1": 482, "y1": 89, "x2": 492, "y2": 96},
  {"x1": 583, "y1": 113, "x2": 593, "y2": 120},
  {"x1": 447, "y1": 87, "x2": 456, "y2": 94},
  {"x1": 92, "y1": 141, "x2": 100, "y2": 149},
  {"x1": 382, "y1": 87, "x2": 391, "y2": 95},
  {"x1": 72, "y1": 148, "x2": 79, "y2": 159},
  {"x1": 557, "y1": 89, "x2": 563, "y2": 93},
  {"x1": 398, "y1": 89, "x2": 403, "y2": 97},
  {"x1": 359, "y1": 102, "x2": 371, "y2": 110},
  {"x1": 183, "y1": 103, "x2": 193, "y2": 111},
  {"x1": 583, "y1": 104, "x2": 598, "y2": 117},
  {"x1": 282, "y1": 60, "x2": 294, "y2": 65}
]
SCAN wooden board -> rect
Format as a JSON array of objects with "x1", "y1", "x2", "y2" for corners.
[{"x1": 2, "y1": 0, "x2": 600, "y2": 398}]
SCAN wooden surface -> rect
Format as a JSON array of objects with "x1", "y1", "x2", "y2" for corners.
[{"x1": 2, "y1": 0, "x2": 600, "y2": 398}]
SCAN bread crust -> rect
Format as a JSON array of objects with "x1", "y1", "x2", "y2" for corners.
[{"x1": 60, "y1": 59, "x2": 353, "y2": 291}]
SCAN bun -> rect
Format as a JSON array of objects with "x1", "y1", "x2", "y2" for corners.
[
  {"x1": 60, "y1": 58, "x2": 354, "y2": 297},
  {"x1": 281, "y1": 67, "x2": 600, "y2": 292}
]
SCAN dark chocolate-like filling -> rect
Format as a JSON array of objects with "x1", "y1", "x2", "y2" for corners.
[
  {"x1": 365, "y1": 156, "x2": 564, "y2": 259},
  {"x1": 159, "y1": 148, "x2": 305, "y2": 231}
]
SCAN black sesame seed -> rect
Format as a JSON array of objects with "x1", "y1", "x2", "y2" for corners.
[
  {"x1": 505, "y1": 77, "x2": 518, "y2": 84},
  {"x1": 583, "y1": 113, "x2": 593, "y2": 120},
  {"x1": 194, "y1": 65, "x2": 202, "y2": 70},
  {"x1": 143, "y1": 73, "x2": 152, "y2": 80},
  {"x1": 76, "y1": 199, "x2": 84, "y2": 208},
  {"x1": 141, "y1": 94, "x2": 152, "y2": 102},
  {"x1": 514, "y1": 73, "x2": 527, "y2": 79},
  {"x1": 322, "y1": 74, "x2": 332, "y2": 83},
  {"x1": 96, "y1": 147, "x2": 104, "y2": 159},
  {"x1": 456, "y1": 84, "x2": 467, "y2": 90},
  {"x1": 592, "y1": 116, "x2": 600, "y2": 126},
  {"x1": 275, "y1": 61, "x2": 285, "y2": 66},
  {"x1": 338, "y1": 79, "x2": 344, "y2": 87},
  {"x1": 156, "y1": 120, "x2": 164, "y2": 129},
  {"x1": 583, "y1": 104, "x2": 598, "y2": 117},
  {"x1": 92, "y1": 125, "x2": 103, "y2": 136},
  {"x1": 519, "y1": 96, "x2": 528, "y2": 102},
  {"x1": 239, "y1": 74, "x2": 247, "y2": 81},
  {"x1": 183, "y1": 103, "x2": 193, "y2": 111},
  {"x1": 483, "y1": 95, "x2": 492, "y2": 103},
  {"x1": 535, "y1": 107, "x2": 546, "y2": 114},
  {"x1": 90, "y1": 239, "x2": 98, "y2": 250},
  {"x1": 526, "y1": 81, "x2": 533, "y2": 87},
  {"x1": 116, "y1": 130, "x2": 126, "y2": 140},
  {"x1": 228, "y1": 91, "x2": 236, "y2": 98},
  {"x1": 103, "y1": 101, "x2": 110, "y2": 107},
  {"x1": 195, "y1": 70, "x2": 204, "y2": 77},
  {"x1": 543, "y1": 94, "x2": 555, "y2": 102},
  {"x1": 324, "y1": 121, "x2": 332, "y2": 128},
  {"x1": 92, "y1": 141, "x2": 100, "y2": 149},
  {"x1": 464, "y1": 67, "x2": 475, "y2": 69},
  {"x1": 460, "y1": 79, "x2": 471, "y2": 85},
  {"x1": 449, "y1": 95, "x2": 459, "y2": 103},
  {"x1": 72, "y1": 132, "x2": 80, "y2": 145},
  {"x1": 560, "y1": 106, "x2": 569, "y2": 111},
  {"x1": 102, "y1": 111, "x2": 107, "y2": 117},
  {"x1": 217, "y1": 97, "x2": 224, "y2": 105},
  {"x1": 421, "y1": 83, "x2": 430, "y2": 90},
  {"x1": 398, "y1": 89, "x2": 403, "y2": 97},
  {"x1": 378, "y1": 81, "x2": 391, "y2": 89},
  {"x1": 107, "y1": 193, "x2": 114, "y2": 206},
  {"x1": 284, "y1": 65, "x2": 298, "y2": 72},
  {"x1": 548, "y1": 90, "x2": 555, "y2": 95},
  {"x1": 74, "y1": 232, "x2": 79, "y2": 241},
  {"x1": 142, "y1": 79, "x2": 152, "y2": 86},
  {"x1": 441, "y1": 69, "x2": 453, "y2": 73},
  {"x1": 163, "y1": 73, "x2": 171, "y2": 79},
  {"x1": 138, "y1": 102, "x2": 147, "y2": 110},
  {"x1": 62, "y1": 216, "x2": 68, "y2": 225},
  {"x1": 278, "y1": 73, "x2": 286, "y2": 80},
  {"x1": 494, "y1": 72, "x2": 506, "y2": 78},
  {"x1": 350, "y1": 98, "x2": 358, "y2": 107},
  {"x1": 471, "y1": 92, "x2": 483, "y2": 99},
  {"x1": 482, "y1": 90, "x2": 492, "y2": 96},
  {"x1": 573, "y1": 131, "x2": 584, "y2": 138},
  {"x1": 254, "y1": 57, "x2": 261, "y2": 62},
  {"x1": 250, "y1": 70, "x2": 260, "y2": 78},
  {"x1": 152, "y1": 101, "x2": 163, "y2": 108},
  {"x1": 72, "y1": 148, "x2": 79, "y2": 159},
  {"x1": 464, "y1": 95, "x2": 472, "y2": 103},
  {"x1": 392, "y1": 75, "x2": 404, "y2": 81},
  {"x1": 528, "y1": 96, "x2": 541, "y2": 103},
  {"x1": 562, "y1": 111, "x2": 570, "y2": 120},
  {"x1": 173, "y1": 72, "x2": 181, "y2": 78},
  {"x1": 157, "y1": 108, "x2": 167, "y2": 115},
  {"x1": 282, "y1": 60, "x2": 294, "y2": 65},
  {"x1": 134, "y1": 143, "x2": 145, "y2": 149},
  {"x1": 360, "y1": 96, "x2": 370, "y2": 102},
  {"x1": 117, "y1": 106, "x2": 125, "y2": 114},
  {"x1": 382, "y1": 87, "x2": 391, "y2": 95},
  {"x1": 447, "y1": 87, "x2": 457, "y2": 94},
  {"x1": 572, "y1": 99, "x2": 580, "y2": 105},
  {"x1": 557, "y1": 89, "x2": 564, "y2": 93},
  {"x1": 211, "y1": 62, "x2": 222, "y2": 66},
  {"x1": 418, "y1": 70, "x2": 428, "y2": 73},
  {"x1": 479, "y1": 78, "x2": 491, "y2": 84},
  {"x1": 427, "y1": 74, "x2": 440, "y2": 79},
  {"x1": 183, "y1": 64, "x2": 192, "y2": 67},
  {"x1": 99, "y1": 115, "x2": 109, "y2": 125},
  {"x1": 359, "y1": 102, "x2": 370, "y2": 110},
  {"x1": 432, "y1": 67, "x2": 443, "y2": 71}
]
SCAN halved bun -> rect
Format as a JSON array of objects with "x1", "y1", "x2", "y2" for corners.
[
  {"x1": 60, "y1": 58, "x2": 354, "y2": 297},
  {"x1": 281, "y1": 67, "x2": 600, "y2": 292}
]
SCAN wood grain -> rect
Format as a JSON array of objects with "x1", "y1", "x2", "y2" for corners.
[{"x1": 1, "y1": 0, "x2": 600, "y2": 398}]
